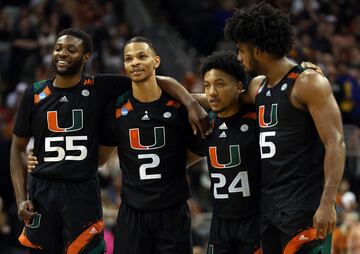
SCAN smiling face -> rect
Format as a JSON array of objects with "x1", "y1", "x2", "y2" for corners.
[
  {"x1": 123, "y1": 42, "x2": 160, "y2": 82},
  {"x1": 236, "y1": 42, "x2": 261, "y2": 76},
  {"x1": 52, "y1": 35, "x2": 89, "y2": 76},
  {"x1": 204, "y1": 69, "x2": 242, "y2": 117}
]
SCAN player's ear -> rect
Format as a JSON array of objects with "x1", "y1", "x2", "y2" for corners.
[
  {"x1": 83, "y1": 53, "x2": 91, "y2": 64},
  {"x1": 235, "y1": 81, "x2": 243, "y2": 96},
  {"x1": 154, "y1": 55, "x2": 161, "y2": 69},
  {"x1": 254, "y1": 46, "x2": 264, "y2": 59}
]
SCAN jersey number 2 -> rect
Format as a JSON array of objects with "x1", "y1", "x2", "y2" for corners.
[{"x1": 138, "y1": 154, "x2": 161, "y2": 180}]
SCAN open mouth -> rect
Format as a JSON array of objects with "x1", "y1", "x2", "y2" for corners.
[{"x1": 57, "y1": 60, "x2": 70, "y2": 68}]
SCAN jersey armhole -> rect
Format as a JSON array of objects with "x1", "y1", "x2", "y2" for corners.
[{"x1": 256, "y1": 79, "x2": 266, "y2": 95}]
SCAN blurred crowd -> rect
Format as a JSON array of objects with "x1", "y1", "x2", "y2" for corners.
[{"x1": 0, "y1": 0, "x2": 359, "y2": 253}]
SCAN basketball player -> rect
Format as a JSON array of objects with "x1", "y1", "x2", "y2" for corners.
[
  {"x1": 224, "y1": 3, "x2": 345, "y2": 253},
  {"x1": 188, "y1": 50, "x2": 262, "y2": 254}
]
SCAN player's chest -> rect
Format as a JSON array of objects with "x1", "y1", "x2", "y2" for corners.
[
  {"x1": 32, "y1": 89, "x2": 99, "y2": 131},
  {"x1": 256, "y1": 89, "x2": 299, "y2": 129},
  {"x1": 206, "y1": 121, "x2": 258, "y2": 168},
  {"x1": 114, "y1": 108, "x2": 187, "y2": 147}
]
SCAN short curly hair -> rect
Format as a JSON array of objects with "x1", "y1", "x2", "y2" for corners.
[
  {"x1": 224, "y1": 2, "x2": 294, "y2": 58},
  {"x1": 200, "y1": 50, "x2": 247, "y2": 84},
  {"x1": 56, "y1": 28, "x2": 93, "y2": 55}
]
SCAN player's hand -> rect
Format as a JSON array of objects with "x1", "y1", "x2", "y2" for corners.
[
  {"x1": 18, "y1": 200, "x2": 35, "y2": 222},
  {"x1": 313, "y1": 204, "x2": 336, "y2": 240},
  {"x1": 300, "y1": 61, "x2": 324, "y2": 75},
  {"x1": 187, "y1": 100, "x2": 210, "y2": 139},
  {"x1": 27, "y1": 152, "x2": 38, "y2": 172}
]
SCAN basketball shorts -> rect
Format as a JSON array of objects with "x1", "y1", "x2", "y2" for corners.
[
  {"x1": 261, "y1": 210, "x2": 332, "y2": 254},
  {"x1": 113, "y1": 202, "x2": 192, "y2": 254},
  {"x1": 206, "y1": 213, "x2": 261, "y2": 254},
  {"x1": 18, "y1": 177, "x2": 104, "y2": 254}
]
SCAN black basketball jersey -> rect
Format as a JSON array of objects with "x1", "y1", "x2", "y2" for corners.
[
  {"x1": 190, "y1": 105, "x2": 261, "y2": 219},
  {"x1": 13, "y1": 74, "x2": 131, "y2": 181},
  {"x1": 255, "y1": 65, "x2": 325, "y2": 215},
  {"x1": 101, "y1": 91, "x2": 191, "y2": 211}
]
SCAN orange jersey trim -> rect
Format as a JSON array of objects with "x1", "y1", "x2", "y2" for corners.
[
  {"x1": 166, "y1": 100, "x2": 181, "y2": 108},
  {"x1": 116, "y1": 100, "x2": 133, "y2": 119},
  {"x1": 18, "y1": 228, "x2": 43, "y2": 249},
  {"x1": 66, "y1": 220, "x2": 104, "y2": 254},
  {"x1": 34, "y1": 86, "x2": 52, "y2": 104},
  {"x1": 243, "y1": 112, "x2": 256, "y2": 119},
  {"x1": 83, "y1": 78, "x2": 94, "y2": 86},
  {"x1": 283, "y1": 228, "x2": 317, "y2": 254},
  {"x1": 288, "y1": 72, "x2": 300, "y2": 80}
]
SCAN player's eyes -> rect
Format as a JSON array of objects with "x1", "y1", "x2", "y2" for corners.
[{"x1": 125, "y1": 57, "x2": 132, "y2": 62}]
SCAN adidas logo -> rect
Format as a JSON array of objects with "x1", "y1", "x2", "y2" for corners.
[
  {"x1": 266, "y1": 90, "x2": 271, "y2": 96},
  {"x1": 298, "y1": 234, "x2": 309, "y2": 241},
  {"x1": 219, "y1": 122, "x2": 228, "y2": 130},
  {"x1": 89, "y1": 227, "x2": 97, "y2": 234},
  {"x1": 59, "y1": 96, "x2": 68, "y2": 102},
  {"x1": 219, "y1": 131, "x2": 227, "y2": 138},
  {"x1": 141, "y1": 111, "x2": 150, "y2": 121}
]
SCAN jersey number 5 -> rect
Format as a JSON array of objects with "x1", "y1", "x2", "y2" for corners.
[
  {"x1": 44, "y1": 136, "x2": 87, "y2": 162},
  {"x1": 259, "y1": 131, "x2": 276, "y2": 159}
]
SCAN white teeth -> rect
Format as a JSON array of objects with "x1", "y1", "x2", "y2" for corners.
[{"x1": 58, "y1": 61, "x2": 68, "y2": 65}]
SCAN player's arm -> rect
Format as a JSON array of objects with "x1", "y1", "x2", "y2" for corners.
[
  {"x1": 186, "y1": 150, "x2": 204, "y2": 168},
  {"x1": 156, "y1": 76, "x2": 209, "y2": 138},
  {"x1": 191, "y1": 93, "x2": 210, "y2": 109},
  {"x1": 98, "y1": 145, "x2": 116, "y2": 167},
  {"x1": 10, "y1": 135, "x2": 35, "y2": 221},
  {"x1": 295, "y1": 70, "x2": 345, "y2": 239},
  {"x1": 243, "y1": 75, "x2": 265, "y2": 104}
]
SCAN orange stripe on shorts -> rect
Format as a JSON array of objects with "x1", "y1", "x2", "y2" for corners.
[
  {"x1": 254, "y1": 247, "x2": 262, "y2": 254},
  {"x1": 18, "y1": 227, "x2": 43, "y2": 249},
  {"x1": 283, "y1": 228, "x2": 317, "y2": 254},
  {"x1": 66, "y1": 220, "x2": 104, "y2": 254}
]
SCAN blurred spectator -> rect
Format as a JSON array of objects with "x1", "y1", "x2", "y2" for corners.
[
  {"x1": 337, "y1": 178, "x2": 357, "y2": 214},
  {"x1": 6, "y1": 14, "x2": 39, "y2": 93},
  {"x1": 0, "y1": 9, "x2": 11, "y2": 80},
  {"x1": 333, "y1": 212, "x2": 359, "y2": 254},
  {"x1": 348, "y1": 221, "x2": 360, "y2": 253}
]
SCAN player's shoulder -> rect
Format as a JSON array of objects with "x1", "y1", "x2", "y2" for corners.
[
  {"x1": 30, "y1": 79, "x2": 53, "y2": 104},
  {"x1": 249, "y1": 75, "x2": 266, "y2": 89},
  {"x1": 294, "y1": 68, "x2": 332, "y2": 103},
  {"x1": 162, "y1": 92, "x2": 182, "y2": 109},
  {"x1": 32, "y1": 79, "x2": 50, "y2": 93},
  {"x1": 115, "y1": 90, "x2": 132, "y2": 108},
  {"x1": 296, "y1": 68, "x2": 328, "y2": 84},
  {"x1": 295, "y1": 69, "x2": 331, "y2": 93},
  {"x1": 248, "y1": 75, "x2": 266, "y2": 100}
]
